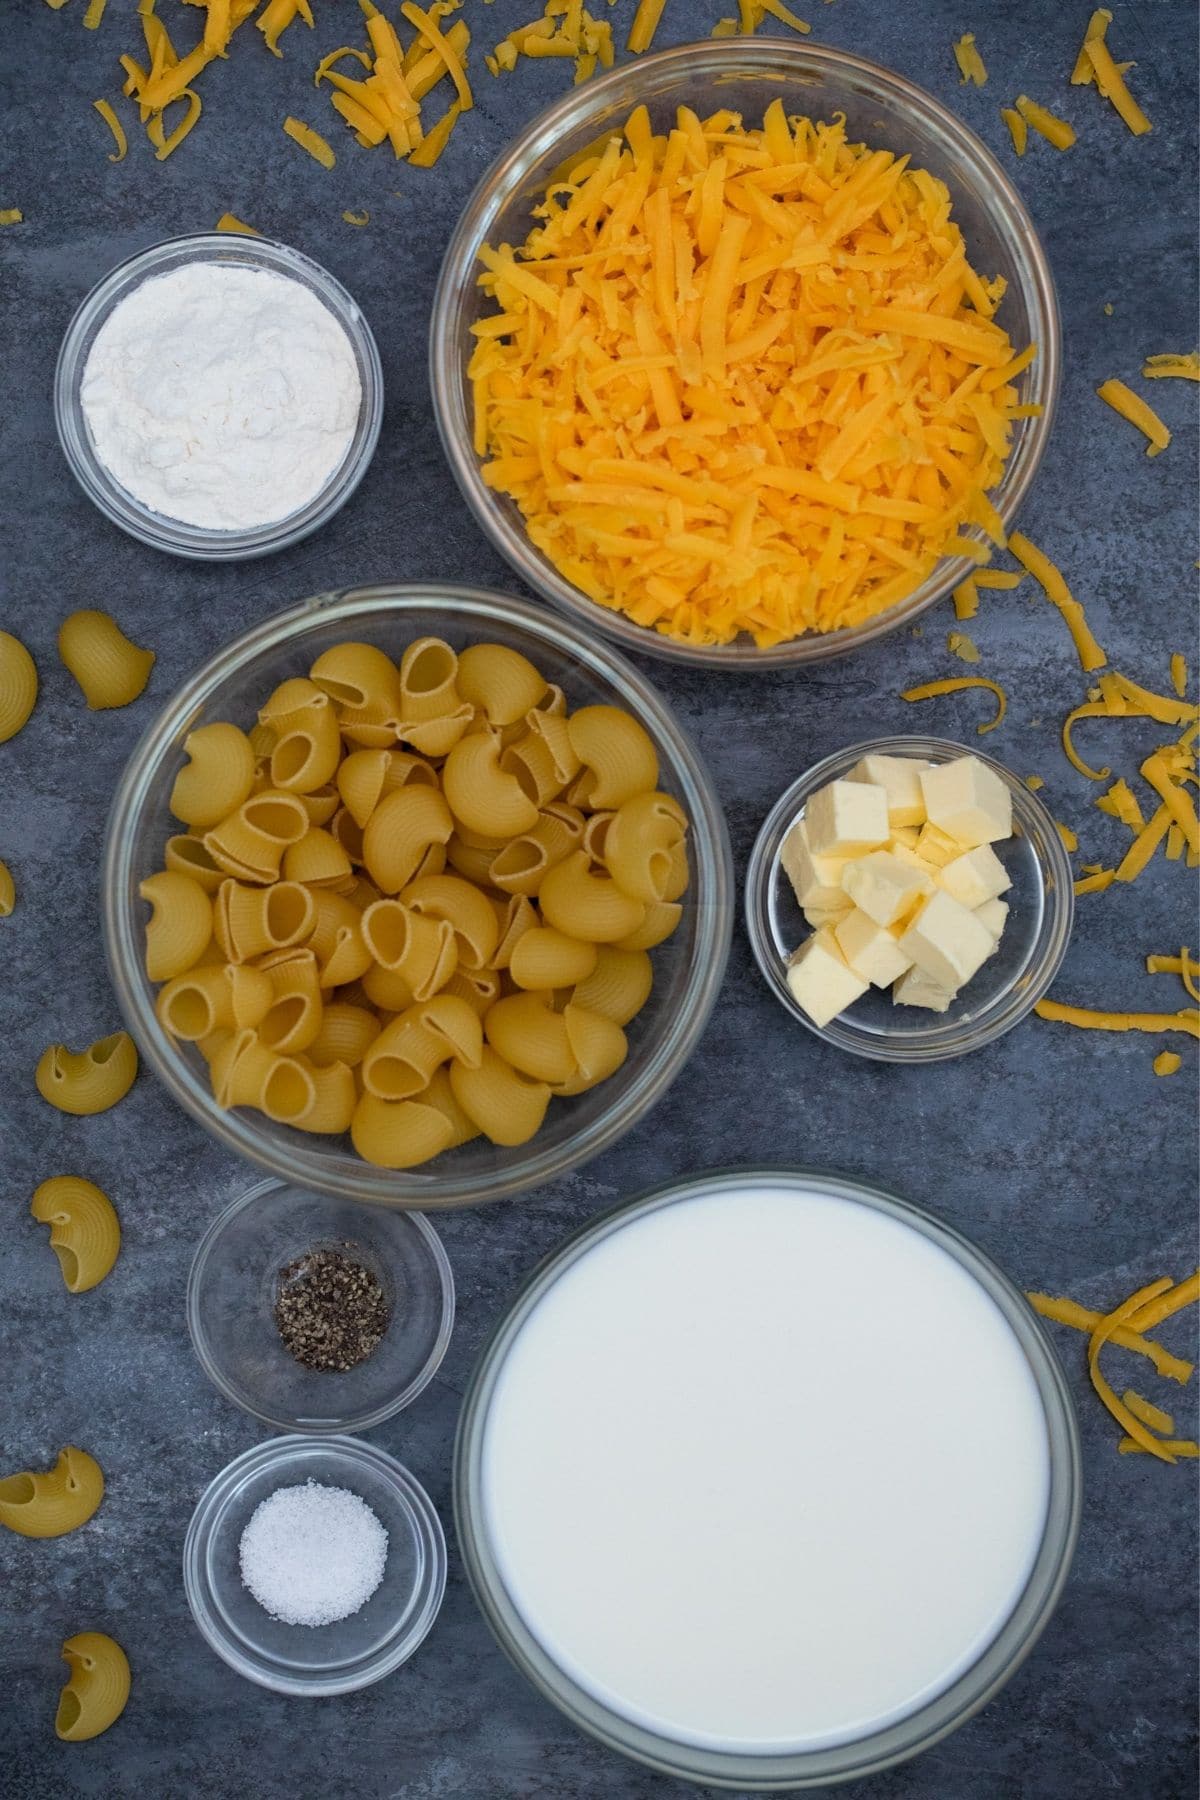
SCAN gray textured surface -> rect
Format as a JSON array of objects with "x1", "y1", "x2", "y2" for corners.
[{"x1": 1, "y1": 2, "x2": 1197, "y2": 1797}]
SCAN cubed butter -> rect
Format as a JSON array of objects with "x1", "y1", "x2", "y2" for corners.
[
  {"x1": 781, "y1": 818, "x2": 849, "y2": 911},
  {"x1": 841, "y1": 849, "x2": 934, "y2": 928},
  {"x1": 786, "y1": 929, "x2": 869, "y2": 1027},
  {"x1": 914, "y1": 822, "x2": 965, "y2": 867},
  {"x1": 889, "y1": 839, "x2": 942, "y2": 881},
  {"x1": 937, "y1": 844, "x2": 1012, "y2": 910},
  {"x1": 890, "y1": 825, "x2": 921, "y2": 850},
  {"x1": 975, "y1": 896, "x2": 1010, "y2": 948},
  {"x1": 898, "y1": 889, "x2": 995, "y2": 991},
  {"x1": 804, "y1": 779, "x2": 889, "y2": 858},
  {"x1": 892, "y1": 964, "x2": 957, "y2": 1013},
  {"x1": 847, "y1": 753, "x2": 931, "y2": 828},
  {"x1": 919, "y1": 756, "x2": 1012, "y2": 847},
  {"x1": 834, "y1": 907, "x2": 914, "y2": 987},
  {"x1": 804, "y1": 899, "x2": 853, "y2": 930}
]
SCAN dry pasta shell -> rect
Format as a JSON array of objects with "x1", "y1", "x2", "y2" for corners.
[
  {"x1": 449, "y1": 1046, "x2": 550, "y2": 1147},
  {"x1": 204, "y1": 790, "x2": 309, "y2": 882},
  {"x1": 551, "y1": 1004, "x2": 628, "y2": 1094},
  {"x1": 604, "y1": 790, "x2": 690, "y2": 904},
  {"x1": 215, "y1": 879, "x2": 316, "y2": 963},
  {"x1": 307, "y1": 890, "x2": 373, "y2": 989},
  {"x1": 446, "y1": 834, "x2": 500, "y2": 888},
  {"x1": 0, "y1": 1446, "x2": 104, "y2": 1539},
  {"x1": 457, "y1": 642, "x2": 547, "y2": 726},
  {"x1": 351, "y1": 1090, "x2": 456, "y2": 1169},
  {"x1": 489, "y1": 804, "x2": 585, "y2": 898},
  {"x1": 0, "y1": 630, "x2": 38, "y2": 743},
  {"x1": 297, "y1": 784, "x2": 340, "y2": 827},
  {"x1": 399, "y1": 704, "x2": 474, "y2": 758},
  {"x1": 58, "y1": 610, "x2": 154, "y2": 710},
  {"x1": 56, "y1": 1633, "x2": 130, "y2": 1743},
  {"x1": 361, "y1": 900, "x2": 459, "y2": 1001},
  {"x1": 30, "y1": 1176, "x2": 121, "y2": 1295},
  {"x1": 401, "y1": 872, "x2": 501, "y2": 969},
  {"x1": 500, "y1": 731, "x2": 569, "y2": 808},
  {"x1": 490, "y1": 893, "x2": 539, "y2": 970},
  {"x1": 442, "y1": 966, "x2": 502, "y2": 1016},
  {"x1": 442, "y1": 730, "x2": 540, "y2": 839},
  {"x1": 35, "y1": 1033, "x2": 138, "y2": 1116},
  {"x1": 538, "y1": 851, "x2": 646, "y2": 943},
  {"x1": 289, "y1": 1058, "x2": 357, "y2": 1134},
  {"x1": 566, "y1": 705, "x2": 659, "y2": 807},
  {"x1": 614, "y1": 899, "x2": 682, "y2": 951},
  {"x1": 484, "y1": 992, "x2": 577, "y2": 1085},
  {"x1": 509, "y1": 926, "x2": 598, "y2": 992},
  {"x1": 256, "y1": 948, "x2": 324, "y2": 1054},
  {"x1": 308, "y1": 1002, "x2": 380, "y2": 1069},
  {"x1": 156, "y1": 964, "x2": 235, "y2": 1040},
  {"x1": 419, "y1": 1065, "x2": 481, "y2": 1148},
  {"x1": 361, "y1": 961, "x2": 416, "y2": 1012},
  {"x1": 164, "y1": 834, "x2": 227, "y2": 894},
  {"x1": 570, "y1": 946, "x2": 653, "y2": 1026},
  {"x1": 169, "y1": 723, "x2": 257, "y2": 829},
  {"x1": 362, "y1": 786, "x2": 454, "y2": 895},
  {"x1": 362, "y1": 995, "x2": 483, "y2": 1101},
  {"x1": 338, "y1": 748, "x2": 392, "y2": 829},
  {"x1": 310, "y1": 642, "x2": 404, "y2": 717},
  {"x1": 139, "y1": 871, "x2": 214, "y2": 981},
  {"x1": 282, "y1": 827, "x2": 354, "y2": 888},
  {"x1": 397, "y1": 637, "x2": 461, "y2": 724}
]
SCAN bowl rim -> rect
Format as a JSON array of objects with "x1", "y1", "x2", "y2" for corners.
[
  {"x1": 452, "y1": 1165, "x2": 1082, "y2": 1789},
  {"x1": 53, "y1": 231, "x2": 384, "y2": 563},
  {"x1": 101, "y1": 583, "x2": 734, "y2": 1208},
  {"x1": 429, "y1": 37, "x2": 1061, "y2": 670},
  {"x1": 182, "y1": 1433, "x2": 447, "y2": 1695},
  {"x1": 186, "y1": 1177, "x2": 456, "y2": 1432},
  {"x1": 744, "y1": 734, "x2": 1075, "y2": 1062}
]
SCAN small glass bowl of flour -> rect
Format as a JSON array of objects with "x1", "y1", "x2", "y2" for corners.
[{"x1": 55, "y1": 234, "x2": 383, "y2": 560}]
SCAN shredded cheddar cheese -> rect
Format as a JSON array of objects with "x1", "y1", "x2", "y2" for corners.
[
  {"x1": 1097, "y1": 378, "x2": 1171, "y2": 456},
  {"x1": 1083, "y1": 30, "x2": 1151, "y2": 136},
  {"x1": 1129, "y1": 1273, "x2": 1200, "y2": 1333},
  {"x1": 952, "y1": 33, "x2": 987, "y2": 86},
  {"x1": 1121, "y1": 1437, "x2": 1199, "y2": 1456},
  {"x1": 283, "y1": 115, "x2": 336, "y2": 167},
  {"x1": 0, "y1": 210, "x2": 22, "y2": 225},
  {"x1": 1145, "y1": 951, "x2": 1200, "y2": 1004},
  {"x1": 1074, "y1": 869, "x2": 1116, "y2": 895},
  {"x1": 953, "y1": 580, "x2": 979, "y2": 621},
  {"x1": 92, "y1": 99, "x2": 127, "y2": 161},
  {"x1": 1097, "y1": 777, "x2": 1145, "y2": 831},
  {"x1": 471, "y1": 104, "x2": 1030, "y2": 648},
  {"x1": 1028, "y1": 1291, "x2": 1194, "y2": 1385},
  {"x1": 1000, "y1": 107, "x2": 1027, "y2": 156},
  {"x1": 1025, "y1": 774, "x2": 1044, "y2": 790},
  {"x1": 83, "y1": 0, "x2": 108, "y2": 27},
  {"x1": 1007, "y1": 532, "x2": 1106, "y2": 673},
  {"x1": 1153, "y1": 1051, "x2": 1183, "y2": 1077},
  {"x1": 1140, "y1": 752, "x2": 1200, "y2": 855},
  {"x1": 1123, "y1": 1389, "x2": 1176, "y2": 1436},
  {"x1": 1143, "y1": 353, "x2": 1200, "y2": 382},
  {"x1": 628, "y1": 0, "x2": 668, "y2": 53},
  {"x1": 1170, "y1": 653, "x2": 1189, "y2": 697},
  {"x1": 900, "y1": 676, "x2": 1006, "y2": 734},
  {"x1": 1055, "y1": 820, "x2": 1079, "y2": 851},
  {"x1": 215, "y1": 212, "x2": 259, "y2": 234},
  {"x1": 1089, "y1": 1281, "x2": 1185, "y2": 1464},
  {"x1": 1115, "y1": 803, "x2": 1172, "y2": 881},
  {"x1": 342, "y1": 209, "x2": 371, "y2": 226},
  {"x1": 1034, "y1": 998, "x2": 1200, "y2": 1038},
  {"x1": 1071, "y1": 7, "x2": 1112, "y2": 82},
  {"x1": 1015, "y1": 95, "x2": 1076, "y2": 151},
  {"x1": 947, "y1": 631, "x2": 980, "y2": 663}
]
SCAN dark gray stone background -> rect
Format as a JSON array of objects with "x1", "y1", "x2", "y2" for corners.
[{"x1": 2, "y1": 2, "x2": 1196, "y2": 1796}]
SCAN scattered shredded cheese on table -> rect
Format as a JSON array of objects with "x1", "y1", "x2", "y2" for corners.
[
  {"x1": 1028, "y1": 1291, "x2": 1194, "y2": 1385},
  {"x1": 900, "y1": 676, "x2": 1006, "y2": 734},
  {"x1": 1074, "y1": 869, "x2": 1116, "y2": 895},
  {"x1": 952, "y1": 33, "x2": 987, "y2": 85},
  {"x1": 1000, "y1": 107, "x2": 1027, "y2": 155},
  {"x1": 1153, "y1": 1051, "x2": 1182, "y2": 1076},
  {"x1": 1008, "y1": 532, "x2": 1106, "y2": 672},
  {"x1": 1082, "y1": 29, "x2": 1152, "y2": 136},
  {"x1": 0, "y1": 210, "x2": 24, "y2": 226},
  {"x1": 283, "y1": 115, "x2": 336, "y2": 167},
  {"x1": 215, "y1": 212, "x2": 259, "y2": 234},
  {"x1": 470, "y1": 103, "x2": 1031, "y2": 649},
  {"x1": 1033, "y1": 998, "x2": 1200, "y2": 1038},
  {"x1": 1015, "y1": 95, "x2": 1076, "y2": 150},
  {"x1": 93, "y1": 98, "x2": 127, "y2": 161},
  {"x1": 1096, "y1": 378, "x2": 1171, "y2": 455},
  {"x1": 1142, "y1": 353, "x2": 1200, "y2": 382},
  {"x1": 947, "y1": 631, "x2": 980, "y2": 663}
]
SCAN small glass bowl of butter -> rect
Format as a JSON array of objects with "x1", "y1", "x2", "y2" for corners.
[{"x1": 745, "y1": 736, "x2": 1074, "y2": 1062}]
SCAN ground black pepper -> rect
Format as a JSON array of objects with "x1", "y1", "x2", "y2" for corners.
[{"x1": 273, "y1": 1244, "x2": 390, "y2": 1373}]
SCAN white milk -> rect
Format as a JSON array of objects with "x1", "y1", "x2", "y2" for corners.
[{"x1": 481, "y1": 1181, "x2": 1050, "y2": 1754}]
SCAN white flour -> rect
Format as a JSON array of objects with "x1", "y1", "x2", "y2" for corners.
[{"x1": 80, "y1": 261, "x2": 362, "y2": 531}]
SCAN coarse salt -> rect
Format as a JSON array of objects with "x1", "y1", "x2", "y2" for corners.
[
  {"x1": 239, "y1": 1479, "x2": 388, "y2": 1627},
  {"x1": 80, "y1": 261, "x2": 362, "y2": 532}
]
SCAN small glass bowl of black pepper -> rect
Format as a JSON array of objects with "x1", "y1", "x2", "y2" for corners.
[{"x1": 187, "y1": 1180, "x2": 454, "y2": 1434}]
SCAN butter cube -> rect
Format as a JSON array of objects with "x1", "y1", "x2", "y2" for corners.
[
  {"x1": 898, "y1": 889, "x2": 995, "y2": 991},
  {"x1": 889, "y1": 839, "x2": 942, "y2": 881},
  {"x1": 937, "y1": 844, "x2": 1012, "y2": 910},
  {"x1": 781, "y1": 818, "x2": 849, "y2": 911},
  {"x1": 834, "y1": 907, "x2": 914, "y2": 988},
  {"x1": 920, "y1": 756, "x2": 1012, "y2": 848},
  {"x1": 890, "y1": 826, "x2": 921, "y2": 850},
  {"x1": 914, "y1": 822, "x2": 965, "y2": 867},
  {"x1": 804, "y1": 779, "x2": 889, "y2": 858},
  {"x1": 841, "y1": 849, "x2": 934, "y2": 928},
  {"x1": 893, "y1": 964, "x2": 957, "y2": 1013},
  {"x1": 804, "y1": 899, "x2": 853, "y2": 930},
  {"x1": 786, "y1": 929, "x2": 869, "y2": 1027},
  {"x1": 976, "y1": 896, "x2": 1010, "y2": 949},
  {"x1": 847, "y1": 754, "x2": 931, "y2": 828}
]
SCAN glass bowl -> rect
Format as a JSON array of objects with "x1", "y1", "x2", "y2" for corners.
[
  {"x1": 454, "y1": 1168, "x2": 1081, "y2": 1790},
  {"x1": 183, "y1": 1435, "x2": 446, "y2": 1695},
  {"x1": 430, "y1": 40, "x2": 1060, "y2": 670},
  {"x1": 54, "y1": 233, "x2": 383, "y2": 561},
  {"x1": 187, "y1": 1179, "x2": 454, "y2": 1433},
  {"x1": 102, "y1": 584, "x2": 733, "y2": 1208},
  {"x1": 745, "y1": 735, "x2": 1073, "y2": 1062}
]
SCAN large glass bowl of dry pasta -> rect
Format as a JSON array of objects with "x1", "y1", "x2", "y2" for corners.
[
  {"x1": 430, "y1": 39, "x2": 1059, "y2": 668},
  {"x1": 102, "y1": 586, "x2": 733, "y2": 1208}
]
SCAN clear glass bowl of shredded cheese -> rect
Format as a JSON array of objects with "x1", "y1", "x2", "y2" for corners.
[
  {"x1": 431, "y1": 40, "x2": 1060, "y2": 667},
  {"x1": 183, "y1": 1435, "x2": 446, "y2": 1695},
  {"x1": 54, "y1": 233, "x2": 383, "y2": 561},
  {"x1": 102, "y1": 584, "x2": 733, "y2": 1208},
  {"x1": 745, "y1": 735, "x2": 1074, "y2": 1061}
]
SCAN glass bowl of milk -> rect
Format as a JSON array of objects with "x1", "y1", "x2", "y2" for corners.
[
  {"x1": 454, "y1": 1169, "x2": 1080, "y2": 1789},
  {"x1": 54, "y1": 233, "x2": 383, "y2": 561}
]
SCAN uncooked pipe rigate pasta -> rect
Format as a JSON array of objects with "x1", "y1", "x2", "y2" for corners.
[
  {"x1": 0, "y1": 630, "x2": 38, "y2": 743},
  {"x1": 140, "y1": 636, "x2": 691, "y2": 1169},
  {"x1": 30, "y1": 1176, "x2": 121, "y2": 1294},
  {"x1": 57, "y1": 610, "x2": 154, "y2": 710},
  {"x1": 36, "y1": 1033, "x2": 138, "y2": 1116},
  {"x1": 0, "y1": 1446, "x2": 105, "y2": 1538},
  {"x1": 56, "y1": 1634, "x2": 131, "y2": 1743},
  {"x1": 0, "y1": 857, "x2": 15, "y2": 917}
]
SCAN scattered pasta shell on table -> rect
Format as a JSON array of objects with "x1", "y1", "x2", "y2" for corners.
[
  {"x1": 57, "y1": 611, "x2": 154, "y2": 710},
  {"x1": 0, "y1": 630, "x2": 38, "y2": 743},
  {"x1": 0, "y1": 857, "x2": 14, "y2": 917},
  {"x1": 142, "y1": 637, "x2": 689, "y2": 1169},
  {"x1": 36, "y1": 1033, "x2": 139, "y2": 1116},
  {"x1": 30, "y1": 1176, "x2": 121, "y2": 1294},
  {"x1": 0, "y1": 1446, "x2": 104, "y2": 1538},
  {"x1": 56, "y1": 1633, "x2": 130, "y2": 1743}
]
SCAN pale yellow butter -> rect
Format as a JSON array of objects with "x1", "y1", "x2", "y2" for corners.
[
  {"x1": 892, "y1": 964, "x2": 957, "y2": 1013},
  {"x1": 975, "y1": 896, "x2": 1010, "y2": 947},
  {"x1": 919, "y1": 756, "x2": 1012, "y2": 848},
  {"x1": 914, "y1": 822, "x2": 964, "y2": 867},
  {"x1": 841, "y1": 849, "x2": 934, "y2": 928},
  {"x1": 786, "y1": 929, "x2": 869, "y2": 1027},
  {"x1": 889, "y1": 825, "x2": 921, "y2": 850},
  {"x1": 898, "y1": 889, "x2": 995, "y2": 991},
  {"x1": 804, "y1": 898, "x2": 853, "y2": 929},
  {"x1": 937, "y1": 844, "x2": 1012, "y2": 910},
  {"x1": 834, "y1": 907, "x2": 914, "y2": 987},
  {"x1": 805, "y1": 779, "x2": 889, "y2": 858},
  {"x1": 847, "y1": 754, "x2": 931, "y2": 828},
  {"x1": 781, "y1": 818, "x2": 849, "y2": 911}
]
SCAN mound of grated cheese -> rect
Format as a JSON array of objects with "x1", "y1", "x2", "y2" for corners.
[{"x1": 470, "y1": 103, "x2": 1032, "y2": 649}]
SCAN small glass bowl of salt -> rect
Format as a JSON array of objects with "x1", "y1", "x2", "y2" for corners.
[
  {"x1": 183, "y1": 1436, "x2": 446, "y2": 1695},
  {"x1": 54, "y1": 233, "x2": 383, "y2": 561}
]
